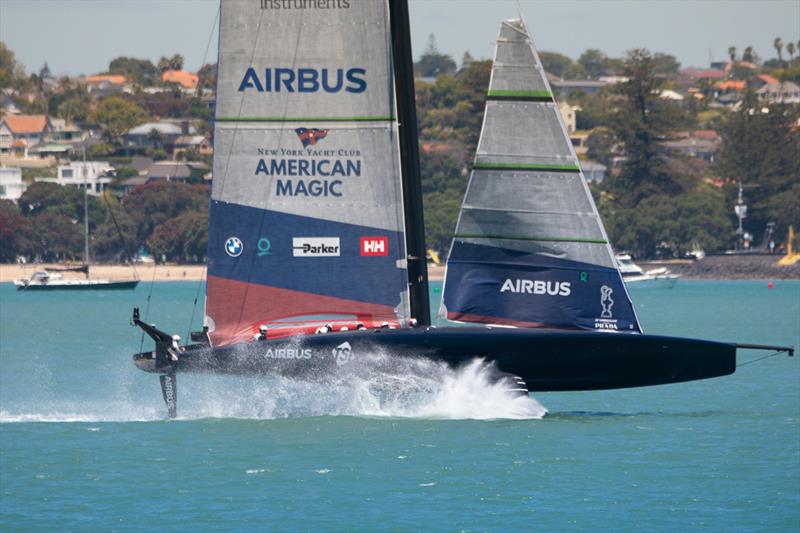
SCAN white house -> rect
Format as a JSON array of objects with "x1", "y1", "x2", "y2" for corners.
[
  {"x1": 756, "y1": 81, "x2": 800, "y2": 104},
  {"x1": 0, "y1": 167, "x2": 27, "y2": 201},
  {"x1": 35, "y1": 161, "x2": 115, "y2": 195},
  {"x1": 557, "y1": 101, "x2": 576, "y2": 133}
]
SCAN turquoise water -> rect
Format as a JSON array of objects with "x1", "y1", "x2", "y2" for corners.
[{"x1": 1, "y1": 280, "x2": 798, "y2": 531}]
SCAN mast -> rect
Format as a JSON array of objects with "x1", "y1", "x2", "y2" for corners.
[
  {"x1": 389, "y1": 0, "x2": 430, "y2": 325},
  {"x1": 82, "y1": 147, "x2": 90, "y2": 279}
]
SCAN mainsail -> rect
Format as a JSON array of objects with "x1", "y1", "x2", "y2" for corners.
[
  {"x1": 206, "y1": 0, "x2": 410, "y2": 346},
  {"x1": 439, "y1": 19, "x2": 641, "y2": 333}
]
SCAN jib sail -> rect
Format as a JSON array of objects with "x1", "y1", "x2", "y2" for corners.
[
  {"x1": 438, "y1": 19, "x2": 641, "y2": 333},
  {"x1": 206, "y1": 0, "x2": 410, "y2": 346}
]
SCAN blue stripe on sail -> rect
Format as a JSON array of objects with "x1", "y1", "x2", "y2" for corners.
[
  {"x1": 207, "y1": 201, "x2": 406, "y2": 306},
  {"x1": 443, "y1": 241, "x2": 641, "y2": 332}
]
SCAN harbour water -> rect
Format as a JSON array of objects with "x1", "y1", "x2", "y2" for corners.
[{"x1": 1, "y1": 280, "x2": 798, "y2": 530}]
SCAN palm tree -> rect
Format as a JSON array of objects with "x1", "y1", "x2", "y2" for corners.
[
  {"x1": 728, "y1": 46, "x2": 736, "y2": 62},
  {"x1": 787, "y1": 42, "x2": 796, "y2": 62},
  {"x1": 774, "y1": 37, "x2": 784, "y2": 62},
  {"x1": 169, "y1": 54, "x2": 184, "y2": 71},
  {"x1": 157, "y1": 57, "x2": 171, "y2": 73},
  {"x1": 742, "y1": 46, "x2": 754, "y2": 63}
]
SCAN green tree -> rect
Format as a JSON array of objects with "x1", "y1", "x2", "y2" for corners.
[
  {"x1": 415, "y1": 34, "x2": 457, "y2": 77},
  {"x1": 197, "y1": 63, "x2": 217, "y2": 94},
  {"x1": 773, "y1": 37, "x2": 784, "y2": 62},
  {"x1": 586, "y1": 127, "x2": 615, "y2": 167},
  {"x1": 122, "y1": 181, "x2": 210, "y2": 248},
  {"x1": 578, "y1": 49, "x2": 607, "y2": 78},
  {"x1": 91, "y1": 96, "x2": 149, "y2": 145},
  {"x1": 148, "y1": 209, "x2": 208, "y2": 263},
  {"x1": 108, "y1": 56, "x2": 160, "y2": 86},
  {"x1": 714, "y1": 91, "x2": 800, "y2": 240},
  {"x1": 651, "y1": 53, "x2": 680, "y2": 74},
  {"x1": 538, "y1": 51, "x2": 573, "y2": 78},
  {"x1": 0, "y1": 200, "x2": 34, "y2": 261}
]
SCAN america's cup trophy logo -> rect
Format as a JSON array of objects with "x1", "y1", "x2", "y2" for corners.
[{"x1": 600, "y1": 285, "x2": 614, "y2": 318}]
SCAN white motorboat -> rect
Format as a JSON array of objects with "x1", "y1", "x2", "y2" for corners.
[{"x1": 615, "y1": 254, "x2": 680, "y2": 288}]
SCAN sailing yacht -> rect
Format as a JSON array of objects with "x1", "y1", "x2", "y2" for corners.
[
  {"x1": 131, "y1": 0, "x2": 791, "y2": 418},
  {"x1": 15, "y1": 159, "x2": 139, "y2": 291}
]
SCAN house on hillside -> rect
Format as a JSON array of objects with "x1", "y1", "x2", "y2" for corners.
[
  {"x1": 126, "y1": 120, "x2": 197, "y2": 155},
  {"x1": 580, "y1": 160, "x2": 607, "y2": 182},
  {"x1": 34, "y1": 161, "x2": 116, "y2": 195},
  {"x1": 550, "y1": 79, "x2": 607, "y2": 98},
  {"x1": 0, "y1": 115, "x2": 53, "y2": 156},
  {"x1": 0, "y1": 167, "x2": 27, "y2": 201},
  {"x1": 659, "y1": 130, "x2": 720, "y2": 163},
  {"x1": 173, "y1": 134, "x2": 212, "y2": 159},
  {"x1": 756, "y1": 81, "x2": 800, "y2": 104},
  {"x1": 162, "y1": 70, "x2": 199, "y2": 92},
  {"x1": 84, "y1": 74, "x2": 131, "y2": 95},
  {"x1": 557, "y1": 101, "x2": 576, "y2": 133}
]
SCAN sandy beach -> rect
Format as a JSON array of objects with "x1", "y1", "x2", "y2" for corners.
[{"x1": 0, "y1": 264, "x2": 448, "y2": 283}]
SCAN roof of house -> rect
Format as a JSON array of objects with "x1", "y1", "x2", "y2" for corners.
[
  {"x1": 128, "y1": 122, "x2": 184, "y2": 136},
  {"x1": 174, "y1": 135, "x2": 208, "y2": 146},
  {"x1": 121, "y1": 176, "x2": 149, "y2": 187},
  {"x1": 1, "y1": 114, "x2": 49, "y2": 134},
  {"x1": 85, "y1": 74, "x2": 127, "y2": 85},
  {"x1": 49, "y1": 118, "x2": 81, "y2": 132},
  {"x1": 756, "y1": 81, "x2": 800, "y2": 93},
  {"x1": 162, "y1": 70, "x2": 199, "y2": 89},
  {"x1": 757, "y1": 74, "x2": 780, "y2": 85},
  {"x1": 682, "y1": 68, "x2": 726, "y2": 79},
  {"x1": 717, "y1": 80, "x2": 746, "y2": 91},
  {"x1": 146, "y1": 162, "x2": 192, "y2": 179}
]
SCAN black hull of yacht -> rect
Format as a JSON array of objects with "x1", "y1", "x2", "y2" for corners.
[
  {"x1": 17, "y1": 280, "x2": 140, "y2": 291},
  {"x1": 134, "y1": 327, "x2": 737, "y2": 391}
]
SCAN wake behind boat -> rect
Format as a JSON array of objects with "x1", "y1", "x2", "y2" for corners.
[{"x1": 131, "y1": 0, "x2": 792, "y2": 418}]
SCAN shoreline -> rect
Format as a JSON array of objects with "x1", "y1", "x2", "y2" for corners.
[{"x1": 1, "y1": 256, "x2": 797, "y2": 283}]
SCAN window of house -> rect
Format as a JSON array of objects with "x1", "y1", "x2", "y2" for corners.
[{"x1": 62, "y1": 168, "x2": 73, "y2": 178}]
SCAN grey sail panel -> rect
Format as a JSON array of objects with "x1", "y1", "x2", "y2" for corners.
[
  {"x1": 207, "y1": 0, "x2": 410, "y2": 347},
  {"x1": 440, "y1": 18, "x2": 640, "y2": 333}
]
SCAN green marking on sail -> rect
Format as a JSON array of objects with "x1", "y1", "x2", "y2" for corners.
[
  {"x1": 455, "y1": 233, "x2": 608, "y2": 244},
  {"x1": 216, "y1": 116, "x2": 396, "y2": 123},
  {"x1": 487, "y1": 89, "x2": 553, "y2": 99},
  {"x1": 473, "y1": 162, "x2": 581, "y2": 172}
]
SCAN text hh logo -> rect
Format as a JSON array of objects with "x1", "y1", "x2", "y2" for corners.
[
  {"x1": 225, "y1": 236, "x2": 243, "y2": 257},
  {"x1": 600, "y1": 285, "x2": 614, "y2": 318},
  {"x1": 360, "y1": 236, "x2": 388, "y2": 257},
  {"x1": 295, "y1": 128, "x2": 328, "y2": 148},
  {"x1": 332, "y1": 342, "x2": 353, "y2": 366}
]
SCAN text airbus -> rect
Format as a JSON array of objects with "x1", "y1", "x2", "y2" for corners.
[
  {"x1": 500, "y1": 279, "x2": 571, "y2": 296},
  {"x1": 238, "y1": 67, "x2": 366, "y2": 93}
]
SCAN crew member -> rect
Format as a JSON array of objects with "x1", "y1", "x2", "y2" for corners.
[
  {"x1": 254, "y1": 325, "x2": 268, "y2": 341},
  {"x1": 168, "y1": 334, "x2": 182, "y2": 362}
]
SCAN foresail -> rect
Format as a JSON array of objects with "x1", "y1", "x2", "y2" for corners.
[
  {"x1": 206, "y1": 0, "x2": 410, "y2": 346},
  {"x1": 439, "y1": 19, "x2": 641, "y2": 333}
]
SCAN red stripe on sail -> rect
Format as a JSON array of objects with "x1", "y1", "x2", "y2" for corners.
[{"x1": 206, "y1": 275, "x2": 400, "y2": 346}]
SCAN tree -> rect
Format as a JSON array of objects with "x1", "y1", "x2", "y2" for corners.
[
  {"x1": 0, "y1": 200, "x2": 34, "y2": 261},
  {"x1": 787, "y1": 42, "x2": 796, "y2": 61},
  {"x1": 714, "y1": 91, "x2": 800, "y2": 240},
  {"x1": 578, "y1": 49, "x2": 607, "y2": 78},
  {"x1": 122, "y1": 181, "x2": 210, "y2": 248},
  {"x1": 57, "y1": 97, "x2": 89, "y2": 123},
  {"x1": 604, "y1": 49, "x2": 690, "y2": 207},
  {"x1": 774, "y1": 37, "x2": 784, "y2": 62},
  {"x1": 157, "y1": 57, "x2": 171, "y2": 73},
  {"x1": 728, "y1": 46, "x2": 736, "y2": 62},
  {"x1": 169, "y1": 54, "x2": 185, "y2": 71},
  {"x1": 651, "y1": 53, "x2": 680, "y2": 75},
  {"x1": 742, "y1": 46, "x2": 755, "y2": 63},
  {"x1": 0, "y1": 41, "x2": 20, "y2": 89},
  {"x1": 538, "y1": 51, "x2": 573, "y2": 78},
  {"x1": 197, "y1": 63, "x2": 217, "y2": 94},
  {"x1": 415, "y1": 34, "x2": 457, "y2": 77},
  {"x1": 108, "y1": 56, "x2": 159, "y2": 86},
  {"x1": 90, "y1": 96, "x2": 149, "y2": 145},
  {"x1": 586, "y1": 127, "x2": 615, "y2": 167},
  {"x1": 147, "y1": 210, "x2": 208, "y2": 263}
]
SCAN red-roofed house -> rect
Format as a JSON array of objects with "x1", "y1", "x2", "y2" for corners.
[
  {"x1": 162, "y1": 70, "x2": 199, "y2": 90},
  {"x1": 0, "y1": 115, "x2": 53, "y2": 155}
]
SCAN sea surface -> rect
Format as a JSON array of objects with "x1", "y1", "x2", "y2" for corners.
[{"x1": 1, "y1": 280, "x2": 798, "y2": 531}]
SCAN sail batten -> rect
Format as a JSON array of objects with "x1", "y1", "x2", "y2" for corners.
[
  {"x1": 206, "y1": 0, "x2": 410, "y2": 347},
  {"x1": 439, "y1": 18, "x2": 641, "y2": 333}
]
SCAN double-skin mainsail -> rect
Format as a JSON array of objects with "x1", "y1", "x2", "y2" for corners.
[{"x1": 206, "y1": 0, "x2": 413, "y2": 346}]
